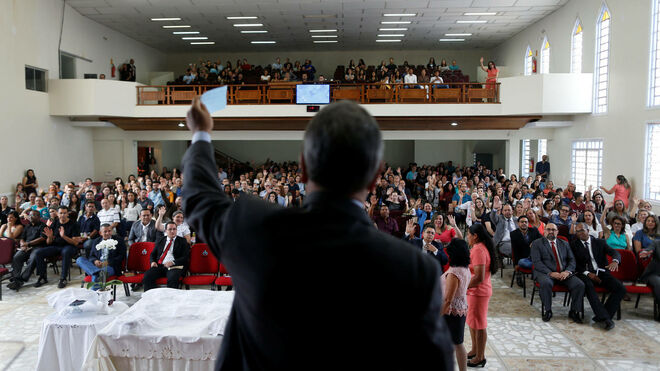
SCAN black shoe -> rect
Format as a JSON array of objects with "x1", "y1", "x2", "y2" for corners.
[
  {"x1": 467, "y1": 359, "x2": 487, "y2": 368},
  {"x1": 604, "y1": 319, "x2": 615, "y2": 330},
  {"x1": 569, "y1": 310, "x2": 583, "y2": 324},
  {"x1": 592, "y1": 316, "x2": 606, "y2": 323},
  {"x1": 58, "y1": 279, "x2": 67, "y2": 289},
  {"x1": 467, "y1": 354, "x2": 476, "y2": 360},
  {"x1": 542, "y1": 310, "x2": 553, "y2": 322},
  {"x1": 34, "y1": 277, "x2": 48, "y2": 288},
  {"x1": 7, "y1": 280, "x2": 23, "y2": 291}
]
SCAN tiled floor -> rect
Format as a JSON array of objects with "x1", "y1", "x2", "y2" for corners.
[{"x1": 1, "y1": 266, "x2": 658, "y2": 370}]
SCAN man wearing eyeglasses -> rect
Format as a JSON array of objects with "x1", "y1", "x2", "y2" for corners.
[{"x1": 570, "y1": 223, "x2": 624, "y2": 330}]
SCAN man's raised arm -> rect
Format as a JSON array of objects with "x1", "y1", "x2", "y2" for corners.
[{"x1": 181, "y1": 98, "x2": 233, "y2": 258}]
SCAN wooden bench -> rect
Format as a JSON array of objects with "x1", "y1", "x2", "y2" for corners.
[
  {"x1": 170, "y1": 90, "x2": 197, "y2": 104},
  {"x1": 466, "y1": 87, "x2": 496, "y2": 102},
  {"x1": 267, "y1": 88, "x2": 294, "y2": 103},
  {"x1": 234, "y1": 88, "x2": 262, "y2": 104},
  {"x1": 365, "y1": 88, "x2": 393, "y2": 102},
  {"x1": 139, "y1": 90, "x2": 166, "y2": 104},
  {"x1": 332, "y1": 87, "x2": 361, "y2": 101},
  {"x1": 432, "y1": 88, "x2": 461, "y2": 103},
  {"x1": 398, "y1": 87, "x2": 427, "y2": 102}
]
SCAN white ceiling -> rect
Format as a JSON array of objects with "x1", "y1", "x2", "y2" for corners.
[{"x1": 68, "y1": 0, "x2": 569, "y2": 52}]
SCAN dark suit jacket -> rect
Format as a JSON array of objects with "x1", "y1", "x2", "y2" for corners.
[
  {"x1": 404, "y1": 237, "x2": 449, "y2": 270},
  {"x1": 128, "y1": 219, "x2": 158, "y2": 246},
  {"x1": 150, "y1": 235, "x2": 189, "y2": 267},
  {"x1": 89, "y1": 236, "x2": 126, "y2": 275},
  {"x1": 641, "y1": 239, "x2": 660, "y2": 282},
  {"x1": 531, "y1": 237, "x2": 576, "y2": 277},
  {"x1": 182, "y1": 140, "x2": 453, "y2": 371},
  {"x1": 570, "y1": 236, "x2": 621, "y2": 275},
  {"x1": 510, "y1": 227, "x2": 542, "y2": 262}
]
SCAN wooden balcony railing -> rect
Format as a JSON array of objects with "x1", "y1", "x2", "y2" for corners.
[{"x1": 136, "y1": 82, "x2": 500, "y2": 106}]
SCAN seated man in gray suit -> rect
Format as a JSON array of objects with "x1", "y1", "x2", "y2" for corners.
[
  {"x1": 531, "y1": 223, "x2": 585, "y2": 323},
  {"x1": 640, "y1": 239, "x2": 660, "y2": 320},
  {"x1": 128, "y1": 209, "x2": 158, "y2": 246}
]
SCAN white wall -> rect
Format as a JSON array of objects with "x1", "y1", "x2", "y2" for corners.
[
  {"x1": 494, "y1": 0, "x2": 659, "y2": 204},
  {"x1": 0, "y1": 0, "x2": 166, "y2": 194}
]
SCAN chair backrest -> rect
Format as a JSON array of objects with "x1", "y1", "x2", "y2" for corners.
[
  {"x1": 188, "y1": 243, "x2": 219, "y2": 274},
  {"x1": 219, "y1": 263, "x2": 230, "y2": 275},
  {"x1": 0, "y1": 239, "x2": 15, "y2": 265},
  {"x1": 126, "y1": 242, "x2": 155, "y2": 272},
  {"x1": 608, "y1": 249, "x2": 638, "y2": 282}
]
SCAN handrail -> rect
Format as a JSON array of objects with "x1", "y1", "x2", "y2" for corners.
[{"x1": 136, "y1": 82, "x2": 500, "y2": 106}]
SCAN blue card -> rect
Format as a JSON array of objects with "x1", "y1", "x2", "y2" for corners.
[{"x1": 200, "y1": 86, "x2": 227, "y2": 113}]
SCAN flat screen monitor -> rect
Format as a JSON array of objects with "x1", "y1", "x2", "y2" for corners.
[{"x1": 296, "y1": 84, "x2": 330, "y2": 105}]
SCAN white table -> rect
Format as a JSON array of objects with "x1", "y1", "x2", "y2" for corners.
[
  {"x1": 83, "y1": 288, "x2": 235, "y2": 371},
  {"x1": 36, "y1": 311, "x2": 121, "y2": 371}
]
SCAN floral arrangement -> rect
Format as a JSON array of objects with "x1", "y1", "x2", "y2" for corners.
[{"x1": 87, "y1": 239, "x2": 122, "y2": 292}]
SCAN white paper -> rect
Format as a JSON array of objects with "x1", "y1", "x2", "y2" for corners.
[{"x1": 200, "y1": 86, "x2": 227, "y2": 113}]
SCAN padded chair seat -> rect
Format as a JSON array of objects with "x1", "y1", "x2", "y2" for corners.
[
  {"x1": 534, "y1": 281, "x2": 569, "y2": 292},
  {"x1": 594, "y1": 286, "x2": 609, "y2": 293},
  {"x1": 119, "y1": 274, "x2": 144, "y2": 284},
  {"x1": 516, "y1": 267, "x2": 533, "y2": 274},
  {"x1": 83, "y1": 275, "x2": 119, "y2": 283},
  {"x1": 182, "y1": 275, "x2": 216, "y2": 285},
  {"x1": 215, "y1": 276, "x2": 233, "y2": 286},
  {"x1": 0, "y1": 267, "x2": 8, "y2": 276},
  {"x1": 625, "y1": 285, "x2": 653, "y2": 294},
  {"x1": 155, "y1": 276, "x2": 183, "y2": 285}
]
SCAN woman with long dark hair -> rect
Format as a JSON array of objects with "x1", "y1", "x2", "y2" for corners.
[
  {"x1": 601, "y1": 175, "x2": 632, "y2": 210},
  {"x1": 465, "y1": 223, "x2": 497, "y2": 367},
  {"x1": 22, "y1": 169, "x2": 38, "y2": 196},
  {"x1": 441, "y1": 238, "x2": 471, "y2": 371}
]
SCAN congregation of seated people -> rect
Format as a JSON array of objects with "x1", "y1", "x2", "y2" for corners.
[
  {"x1": 171, "y1": 56, "x2": 471, "y2": 87},
  {"x1": 2, "y1": 158, "x2": 659, "y2": 328}
]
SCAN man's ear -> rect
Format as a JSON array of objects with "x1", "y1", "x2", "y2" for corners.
[
  {"x1": 300, "y1": 154, "x2": 308, "y2": 183},
  {"x1": 367, "y1": 162, "x2": 386, "y2": 193}
]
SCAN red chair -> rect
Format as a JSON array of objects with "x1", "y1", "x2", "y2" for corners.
[
  {"x1": 183, "y1": 243, "x2": 219, "y2": 289},
  {"x1": 214, "y1": 263, "x2": 233, "y2": 290},
  {"x1": 118, "y1": 242, "x2": 155, "y2": 296},
  {"x1": 607, "y1": 250, "x2": 655, "y2": 318},
  {"x1": 0, "y1": 239, "x2": 16, "y2": 300},
  {"x1": 509, "y1": 248, "x2": 533, "y2": 298},
  {"x1": 530, "y1": 281, "x2": 583, "y2": 318},
  {"x1": 79, "y1": 259, "x2": 125, "y2": 301}
]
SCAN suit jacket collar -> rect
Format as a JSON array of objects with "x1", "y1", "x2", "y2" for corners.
[{"x1": 303, "y1": 191, "x2": 372, "y2": 227}]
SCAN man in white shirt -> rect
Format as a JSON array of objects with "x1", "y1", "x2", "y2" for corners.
[
  {"x1": 272, "y1": 57, "x2": 282, "y2": 71},
  {"x1": 218, "y1": 167, "x2": 228, "y2": 182},
  {"x1": 142, "y1": 221, "x2": 190, "y2": 291},
  {"x1": 97, "y1": 198, "x2": 120, "y2": 233},
  {"x1": 403, "y1": 68, "x2": 418, "y2": 88}
]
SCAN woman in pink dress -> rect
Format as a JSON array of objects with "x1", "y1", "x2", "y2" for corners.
[
  {"x1": 465, "y1": 223, "x2": 498, "y2": 368},
  {"x1": 479, "y1": 57, "x2": 499, "y2": 91},
  {"x1": 441, "y1": 238, "x2": 472, "y2": 371},
  {"x1": 600, "y1": 175, "x2": 632, "y2": 210}
]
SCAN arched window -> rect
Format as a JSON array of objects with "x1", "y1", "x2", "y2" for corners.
[
  {"x1": 594, "y1": 4, "x2": 611, "y2": 114},
  {"x1": 540, "y1": 37, "x2": 550, "y2": 74},
  {"x1": 649, "y1": 0, "x2": 660, "y2": 106},
  {"x1": 524, "y1": 46, "x2": 533, "y2": 76},
  {"x1": 571, "y1": 19, "x2": 583, "y2": 73}
]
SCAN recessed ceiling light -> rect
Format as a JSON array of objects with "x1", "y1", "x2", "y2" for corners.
[
  {"x1": 190, "y1": 42, "x2": 215, "y2": 45},
  {"x1": 445, "y1": 33, "x2": 472, "y2": 36},
  {"x1": 463, "y1": 12, "x2": 497, "y2": 16},
  {"x1": 311, "y1": 35, "x2": 338, "y2": 38},
  {"x1": 381, "y1": 21, "x2": 412, "y2": 24},
  {"x1": 240, "y1": 30, "x2": 268, "y2": 33},
  {"x1": 378, "y1": 34, "x2": 405, "y2": 37},
  {"x1": 379, "y1": 28, "x2": 408, "y2": 31},
  {"x1": 178, "y1": 122, "x2": 185, "y2": 127},
  {"x1": 233, "y1": 23, "x2": 263, "y2": 27},
  {"x1": 451, "y1": 122, "x2": 458, "y2": 126},
  {"x1": 309, "y1": 29, "x2": 338, "y2": 32},
  {"x1": 314, "y1": 40, "x2": 338, "y2": 43},
  {"x1": 456, "y1": 20, "x2": 487, "y2": 24},
  {"x1": 439, "y1": 38, "x2": 465, "y2": 42},
  {"x1": 182, "y1": 37, "x2": 208, "y2": 40},
  {"x1": 250, "y1": 41, "x2": 276, "y2": 44},
  {"x1": 163, "y1": 25, "x2": 191, "y2": 28},
  {"x1": 376, "y1": 39, "x2": 401, "y2": 42},
  {"x1": 172, "y1": 31, "x2": 200, "y2": 35},
  {"x1": 383, "y1": 13, "x2": 417, "y2": 17},
  {"x1": 151, "y1": 17, "x2": 181, "y2": 21},
  {"x1": 226, "y1": 16, "x2": 258, "y2": 20}
]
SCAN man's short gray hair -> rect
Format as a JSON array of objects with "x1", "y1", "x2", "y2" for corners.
[{"x1": 303, "y1": 101, "x2": 383, "y2": 195}]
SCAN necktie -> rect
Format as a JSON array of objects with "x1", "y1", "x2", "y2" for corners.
[
  {"x1": 585, "y1": 241, "x2": 595, "y2": 271},
  {"x1": 158, "y1": 239, "x2": 173, "y2": 265},
  {"x1": 551, "y1": 241, "x2": 562, "y2": 272}
]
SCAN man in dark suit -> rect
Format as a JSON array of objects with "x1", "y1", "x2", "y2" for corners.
[
  {"x1": 531, "y1": 223, "x2": 585, "y2": 323},
  {"x1": 570, "y1": 223, "x2": 624, "y2": 330},
  {"x1": 510, "y1": 215, "x2": 542, "y2": 286},
  {"x1": 640, "y1": 239, "x2": 660, "y2": 318},
  {"x1": 127, "y1": 208, "x2": 158, "y2": 246},
  {"x1": 182, "y1": 98, "x2": 453, "y2": 370},
  {"x1": 403, "y1": 221, "x2": 448, "y2": 271},
  {"x1": 142, "y1": 221, "x2": 190, "y2": 291}
]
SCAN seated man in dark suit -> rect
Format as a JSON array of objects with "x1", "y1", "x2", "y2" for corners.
[
  {"x1": 142, "y1": 221, "x2": 189, "y2": 292},
  {"x1": 531, "y1": 223, "x2": 585, "y2": 323},
  {"x1": 639, "y1": 239, "x2": 660, "y2": 320},
  {"x1": 570, "y1": 223, "x2": 624, "y2": 330},
  {"x1": 403, "y1": 220, "x2": 448, "y2": 271},
  {"x1": 510, "y1": 215, "x2": 542, "y2": 286},
  {"x1": 75, "y1": 224, "x2": 126, "y2": 289}
]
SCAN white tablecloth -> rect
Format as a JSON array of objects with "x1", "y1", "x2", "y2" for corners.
[
  {"x1": 83, "y1": 288, "x2": 235, "y2": 371},
  {"x1": 36, "y1": 309, "x2": 123, "y2": 371}
]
